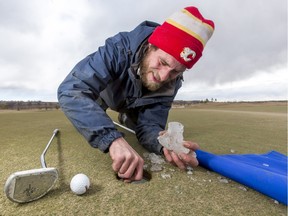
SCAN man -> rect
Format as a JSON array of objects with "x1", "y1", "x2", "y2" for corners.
[{"x1": 58, "y1": 6, "x2": 214, "y2": 182}]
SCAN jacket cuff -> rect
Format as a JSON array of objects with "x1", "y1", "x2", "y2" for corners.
[
  {"x1": 155, "y1": 143, "x2": 164, "y2": 155},
  {"x1": 91, "y1": 131, "x2": 123, "y2": 153}
]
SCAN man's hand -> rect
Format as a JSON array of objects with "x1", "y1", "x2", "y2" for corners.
[
  {"x1": 109, "y1": 137, "x2": 144, "y2": 182},
  {"x1": 162, "y1": 141, "x2": 200, "y2": 170}
]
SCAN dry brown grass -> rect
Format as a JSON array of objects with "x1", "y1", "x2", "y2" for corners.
[{"x1": 0, "y1": 102, "x2": 287, "y2": 215}]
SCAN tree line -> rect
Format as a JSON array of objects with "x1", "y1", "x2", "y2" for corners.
[
  {"x1": 0, "y1": 101, "x2": 59, "y2": 110},
  {"x1": 0, "y1": 99, "x2": 218, "y2": 111}
]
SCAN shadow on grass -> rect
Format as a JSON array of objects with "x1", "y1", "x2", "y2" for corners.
[
  {"x1": 55, "y1": 131, "x2": 103, "y2": 197},
  {"x1": 46, "y1": 182, "x2": 103, "y2": 199},
  {"x1": 56, "y1": 131, "x2": 66, "y2": 189}
]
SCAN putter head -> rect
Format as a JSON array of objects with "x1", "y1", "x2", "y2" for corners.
[{"x1": 4, "y1": 168, "x2": 58, "y2": 203}]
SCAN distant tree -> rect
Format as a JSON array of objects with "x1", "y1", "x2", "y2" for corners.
[{"x1": 17, "y1": 101, "x2": 20, "y2": 111}]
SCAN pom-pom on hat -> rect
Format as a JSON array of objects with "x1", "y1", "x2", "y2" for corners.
[{"x1": 148, "y1": 6, "x2": 214, "y2": 69}]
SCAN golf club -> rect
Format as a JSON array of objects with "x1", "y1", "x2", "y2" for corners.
[
  {"x1": 4, "y1": 129, "x2": 59, "y2": 203},
  {"x1": 113, "y1": 121, "x2": 136, "y2": 134}
]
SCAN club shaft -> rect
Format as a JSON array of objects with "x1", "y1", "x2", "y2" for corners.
[
  {"x1": 40, "y1": 129, "x2": 59, "y2": 168},
  {"x1": 113, "y1": 121, "x2": 136, "y2": 134}
]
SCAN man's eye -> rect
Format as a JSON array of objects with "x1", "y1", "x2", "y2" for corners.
[
  {"x1": 171, "y1": 70, "x2": 179, "y2": 75},
  {"x1": 160, "y1": 59, "x2": 167, "y2": 66}
]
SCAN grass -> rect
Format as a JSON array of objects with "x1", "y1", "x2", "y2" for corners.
[{"x1": 0, "y1": 102, "x2": 287, "y2": 216}]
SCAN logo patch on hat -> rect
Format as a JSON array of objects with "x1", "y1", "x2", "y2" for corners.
[{"x1": 180, "y1": 47, "x2": 196, "y2": 62}]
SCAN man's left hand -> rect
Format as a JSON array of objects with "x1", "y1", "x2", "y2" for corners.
[{"x1": 162, "y1": 141, "x2": 200, "y2": 170}]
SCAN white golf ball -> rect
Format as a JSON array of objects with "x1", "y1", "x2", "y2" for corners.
[{"x1": 70, "y1": 173, "x2": 90, "y2": 195}]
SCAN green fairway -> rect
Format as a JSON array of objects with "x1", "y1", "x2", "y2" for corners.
[{"x1": 0, "y1": 102, "x2": 287, "y2": 215}]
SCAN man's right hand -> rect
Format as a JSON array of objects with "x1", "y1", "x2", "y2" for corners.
[{"x1": 109, "y1": 137, "x2": 144, "y2": 182}]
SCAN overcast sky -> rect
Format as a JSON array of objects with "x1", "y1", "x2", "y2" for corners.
[{"x1": 0, "y1": 0, "x2": 287, "y2": 102}]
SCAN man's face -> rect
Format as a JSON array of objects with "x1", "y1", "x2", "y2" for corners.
[{"x1": 140, "y1": 45, "x2": 186, "y2": 91}]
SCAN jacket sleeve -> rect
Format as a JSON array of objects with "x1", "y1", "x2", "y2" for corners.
[
  {"x1": 57, "y1": 35, "x2": 128, "y2": 152},
  {"x1": 135, "y1": 102, "x2": 171, "y2": 155}
]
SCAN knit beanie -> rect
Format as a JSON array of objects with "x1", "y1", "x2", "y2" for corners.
[{"x1": 148, "y1": 6, "x2": 214, "y2": 69}]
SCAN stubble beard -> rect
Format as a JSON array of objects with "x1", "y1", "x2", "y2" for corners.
[{"x1": 139, "y1": 52, "x2": 162, "y2": 92}]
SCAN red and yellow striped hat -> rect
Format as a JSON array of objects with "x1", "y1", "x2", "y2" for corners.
[{"x1": 148, "y1": 6, "x2": 214, "y2": 69}]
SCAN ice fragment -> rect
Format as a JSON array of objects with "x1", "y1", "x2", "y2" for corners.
[
  {"x1": 238, "y1": 186, "x2": 248, "y2": 191},
  {"x1": 157, "y1": 122, "x2": 189, "y2": 154},
  {"x1": 150, "y1": 164, "x2": 163, "y2": 172},
  {"x1": 143, "y1": 152, "x2": 166, "y2": 172},
  {"x1": 148, "y1": 153, "x2": 165, "y2": 164},
  {"x1": 187, "y1": 170, "x2": 193, "y2": 175},
  {"x1": 217, "y1": 176, "x2": 229, "y2": 184},
  {"x1": 186, "y1": 166, "x2": 193, "y2": 171},
  {"x1": 161, "y1": 173, "x2": 171, "y2": 179}
]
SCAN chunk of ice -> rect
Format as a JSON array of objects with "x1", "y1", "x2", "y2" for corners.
[
  {"x1": 186, "y1": 166, "x2": 193, "y2": 171},
  {"x1": 187, "y1": 170, "x2": 193, "y2": 175},
  {"x1": 142, "y1": 152, "x2": 166, "y2": 172},
  {"x1": 217, "y1": 176, "x2": 229, "y2": 184},
  {"x1": 150, "y1": 164, "x2": 163, "y2": 172},
  {"x1": 148, "y1": 153, "x2": 165, "y2": 165},
  {"x1": 157, "y1": 122, "x2": 189, "y2": 154},
  {"x1": 161, "y1": 173, "x2": 171, "y2": 179},
  {"x1": 238, "y1": 186, "x2": 248, "y2": 191}
]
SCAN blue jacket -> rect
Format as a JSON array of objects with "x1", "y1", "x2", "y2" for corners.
[{"x1": 58, "y1": 21, "x2": 183, "y2": 154}]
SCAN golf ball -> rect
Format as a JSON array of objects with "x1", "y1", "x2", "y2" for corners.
[{"x1": 70, "y1": 173, "x2": 90, "y2": 195}]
